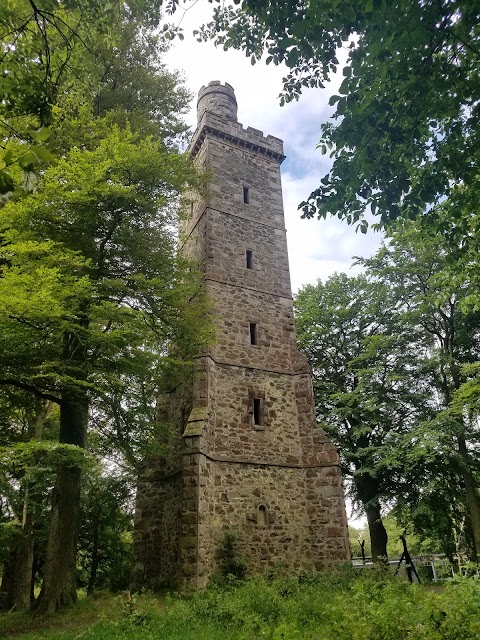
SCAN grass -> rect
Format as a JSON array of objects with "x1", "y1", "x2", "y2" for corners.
[
  {"x1": 0, "y1": 593, "x2": 118, "y2": 639},
  {"x1": 1, "y1": 569, "x2": 480, "y2": 640}
]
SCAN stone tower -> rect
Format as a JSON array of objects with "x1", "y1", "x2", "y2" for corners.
[{"x1": 133, "y1": 81, "x2": 350, "y2": 591}]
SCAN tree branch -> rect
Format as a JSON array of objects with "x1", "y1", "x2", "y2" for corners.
[{"x1": 0, "y1": 379, "x2": 61, "y2": 404}]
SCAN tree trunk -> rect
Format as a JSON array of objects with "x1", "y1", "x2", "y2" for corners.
[
  {"x1": 87, "y1": 522, "x2": 100, "y2": 595},
  {"x1": 355, "y1": 474, "x2": 388, "y2": 562},
  {"x1": 365, "y1": 502, "x2": 389, "y2": 562},
  {"x1": 35, "y1": 385, "x2": 88, "y2": 615},
  {"x1": 446, "y1": 360, "x2": 480, "y2": 559},
  {"x1": 14, "y1": 397, "x2": 49, "y2": 612},
  {"x1": 12, "y1": 515, "x2": 34, "y2": 611},
  {"x1": 0, "y1": 489, "x2": 35, "y2": 612},
  {"x1": 36, "y1": 465, "x2": 82, "y2": 613},
  {"x1": 458, "y1": 435, "x2": 480, "y2": 559}
]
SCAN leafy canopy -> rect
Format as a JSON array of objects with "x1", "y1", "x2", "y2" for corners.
[
  {"x1": 195, "y1": 0, "x2": 479, "y2": 230},
  {"x1": 0, "y1": 121, "x2": 205, "y2": 403},
  {"x1": 0, "y1": 0, "x2": 170, "y2": 195}
]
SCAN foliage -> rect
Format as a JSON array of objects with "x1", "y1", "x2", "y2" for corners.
[
  {"x1": 0, "y1": 0, "x2": 209, "y2": 612},
  {"x1": 360, "y1": 222, "x2": 480, "y2": 558},
  {"x1": 0, "y1": 439, "x2": 89, "y2": 534},
  {"x1": 294, "y1": 221, "x2": 480, "y2": 559},
  {"x1": 3, "y1": 572, "x2": 480, "y2": 639},
  {"x1": 0, "y1": 115, "x2": 206, "y2": 607},
  {"x1": 0, "y1": 0, "x2": 173, "y2": 195},
  {"x1": 0, "y1": 118, "x2": 207, "y2": 471},
  {"x1": 295, "y1": 271, "x2": 430, "y2": 487},
  {"x1": 77, "y1": 470, "x2": 133, "y2": 594},
  {"x1": 0, "y1": 0, "x2": 207, "y2": 425},
  {"x1": 217, "y1": 530, "x2": 248, "y2": 580},
  {"x1": 196, "y1": 1, "x2": 480, "y2": 232},
  {"x1": 1, "y1": 122, "x2": 204, "y2": 385},
  {"x1": 294, "y1": 270, "x2": 431, "y2": 558}
]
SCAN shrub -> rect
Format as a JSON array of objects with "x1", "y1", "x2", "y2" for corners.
[{"x1": 217, "y1": 530, "x2": 247, "y2": 580}]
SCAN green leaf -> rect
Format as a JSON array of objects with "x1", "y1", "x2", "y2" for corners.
[
  {"x1": 18, "y1": 151, "x2": 37, "y2": 172},
  {"x1": 3, "y1": 149, "x2": 15, "y2": 165},
  {"x1": 0, "y1": 170, "x2": 14, "y2": 194},
  {"x1": 31, "y1": 146, "x2": 56, "y2": 163},
  {"x1": 339, "y1": 78, "x2": 350, "y2": 95},
  {"x1": 32, "y1": 127, "x2": 52, "y2": 143}
]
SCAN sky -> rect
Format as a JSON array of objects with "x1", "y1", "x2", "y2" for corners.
[{"x1": 163, "y1": 2, "x2": 384, "y2": 293}]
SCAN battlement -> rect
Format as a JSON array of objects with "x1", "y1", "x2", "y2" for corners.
[
  {"x1": 190, "y1": 110, "x2": 285, "y2": 162},
  {"x1": 198, "y1": 80, "x2": 236, "y2": 95},
  {"x1": 193, "y1": 81, "x2": 284, "y2": 161}
]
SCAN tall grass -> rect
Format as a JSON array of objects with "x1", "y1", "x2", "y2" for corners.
[{"x1": 2, "y1": 568, "x2": 480, "y2": 640}]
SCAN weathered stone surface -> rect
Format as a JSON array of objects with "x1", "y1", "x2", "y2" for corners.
[{"x1": 133, "y1": 81, "x2": 351, "y2": 592}]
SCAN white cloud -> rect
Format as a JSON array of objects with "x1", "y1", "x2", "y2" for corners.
[{"x1": 163, "y1": 4, "x2": 383, "y2": 292}]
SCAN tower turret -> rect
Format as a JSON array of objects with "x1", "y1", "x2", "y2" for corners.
[{"x1": 197, "y1": 80, "x2": 238, "y2": 122}]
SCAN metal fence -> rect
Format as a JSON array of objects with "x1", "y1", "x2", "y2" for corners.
[{"x1": 351, "y1": 555, "x2": 458, "y2": 582}]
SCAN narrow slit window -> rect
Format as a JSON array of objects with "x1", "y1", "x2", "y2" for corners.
[
  {"x1": 250, "y1": 322, "x2": 257, "y2": 345},
  {"x1": 243, "y1": 186, "x2": 249, "y2": 204},
  {"x1": 258, "y1": 504, "x2": 267, "y2": 528},
  {"x1": 246, "y1": 249, "x2": 253, "y2": 269},
  {"x1": 253, "y1": 398, "x2": 261, "y2": 425},
  {"x1": 190, "y1": 201, "x2": 194, "y2": 216}
]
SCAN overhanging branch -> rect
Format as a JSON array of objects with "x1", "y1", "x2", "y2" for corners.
[{"x1": 0, "y1": 379, "x2": 61, "y2": 404}]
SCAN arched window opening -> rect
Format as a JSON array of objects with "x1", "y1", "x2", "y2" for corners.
[{"x1": 257, "y1": 504, "x2": 268, "y2": 528}]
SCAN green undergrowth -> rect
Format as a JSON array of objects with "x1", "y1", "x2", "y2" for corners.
[{"x1": 2, "y1": 569, "x2": 480, "y2": 640}]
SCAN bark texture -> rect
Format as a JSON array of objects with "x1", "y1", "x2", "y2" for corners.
[
  {"x1": 356, "y1": 474, "x2": 388, "y2": 562},
  {"x1": 458, "y1": 435, "x2": 480, "y2": 559},
  {"x1": 12, "y1": 516, "x2": 34, "y2": 611},
  {"x1": 36, "y1": 385, "x2": 88, "y2": 615}
]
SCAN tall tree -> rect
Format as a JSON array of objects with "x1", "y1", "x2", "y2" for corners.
[
  {"x1": 0, "y1": 124, "x2": 204, "y2": 612},
  {"x1": 1, "y1": 3, "x2": 206, "y2": 611},
  {"x1": 361, "y1": 223, "x2": 480, "y2": 558},
  {"x1": 295, "y1": 273, "x2": 431, "y2": 561}
]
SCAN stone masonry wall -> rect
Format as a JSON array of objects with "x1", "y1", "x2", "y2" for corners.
[
  {"x1": 207, "y1": 283, "x2": 296, "y2": 373},
  {"x1": 133, "y1": 82, "x2": 351, "y2": 592},
  {"x1": 195, "y1": 459, "x2": 349, "y2": 585},
  {"x1": 132, "y1": 379, "x2": 193, "y2": 589},
  {"x1": 206, "y1": 363, "x2": 303, "y2": 464},
  {"x1": 133, "y1": 470, "x2": 183, "y2": 589},
  {"x1": 203, "y1": 138, "x2": 285, "y2": 230},
  {"x1": 206, "y1": 208, "x2": 291, "y2": 297}
]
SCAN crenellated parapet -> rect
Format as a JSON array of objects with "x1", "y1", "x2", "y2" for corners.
[{"x1": 190, "y1": 81, "x2": 284, "y2": 162}]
